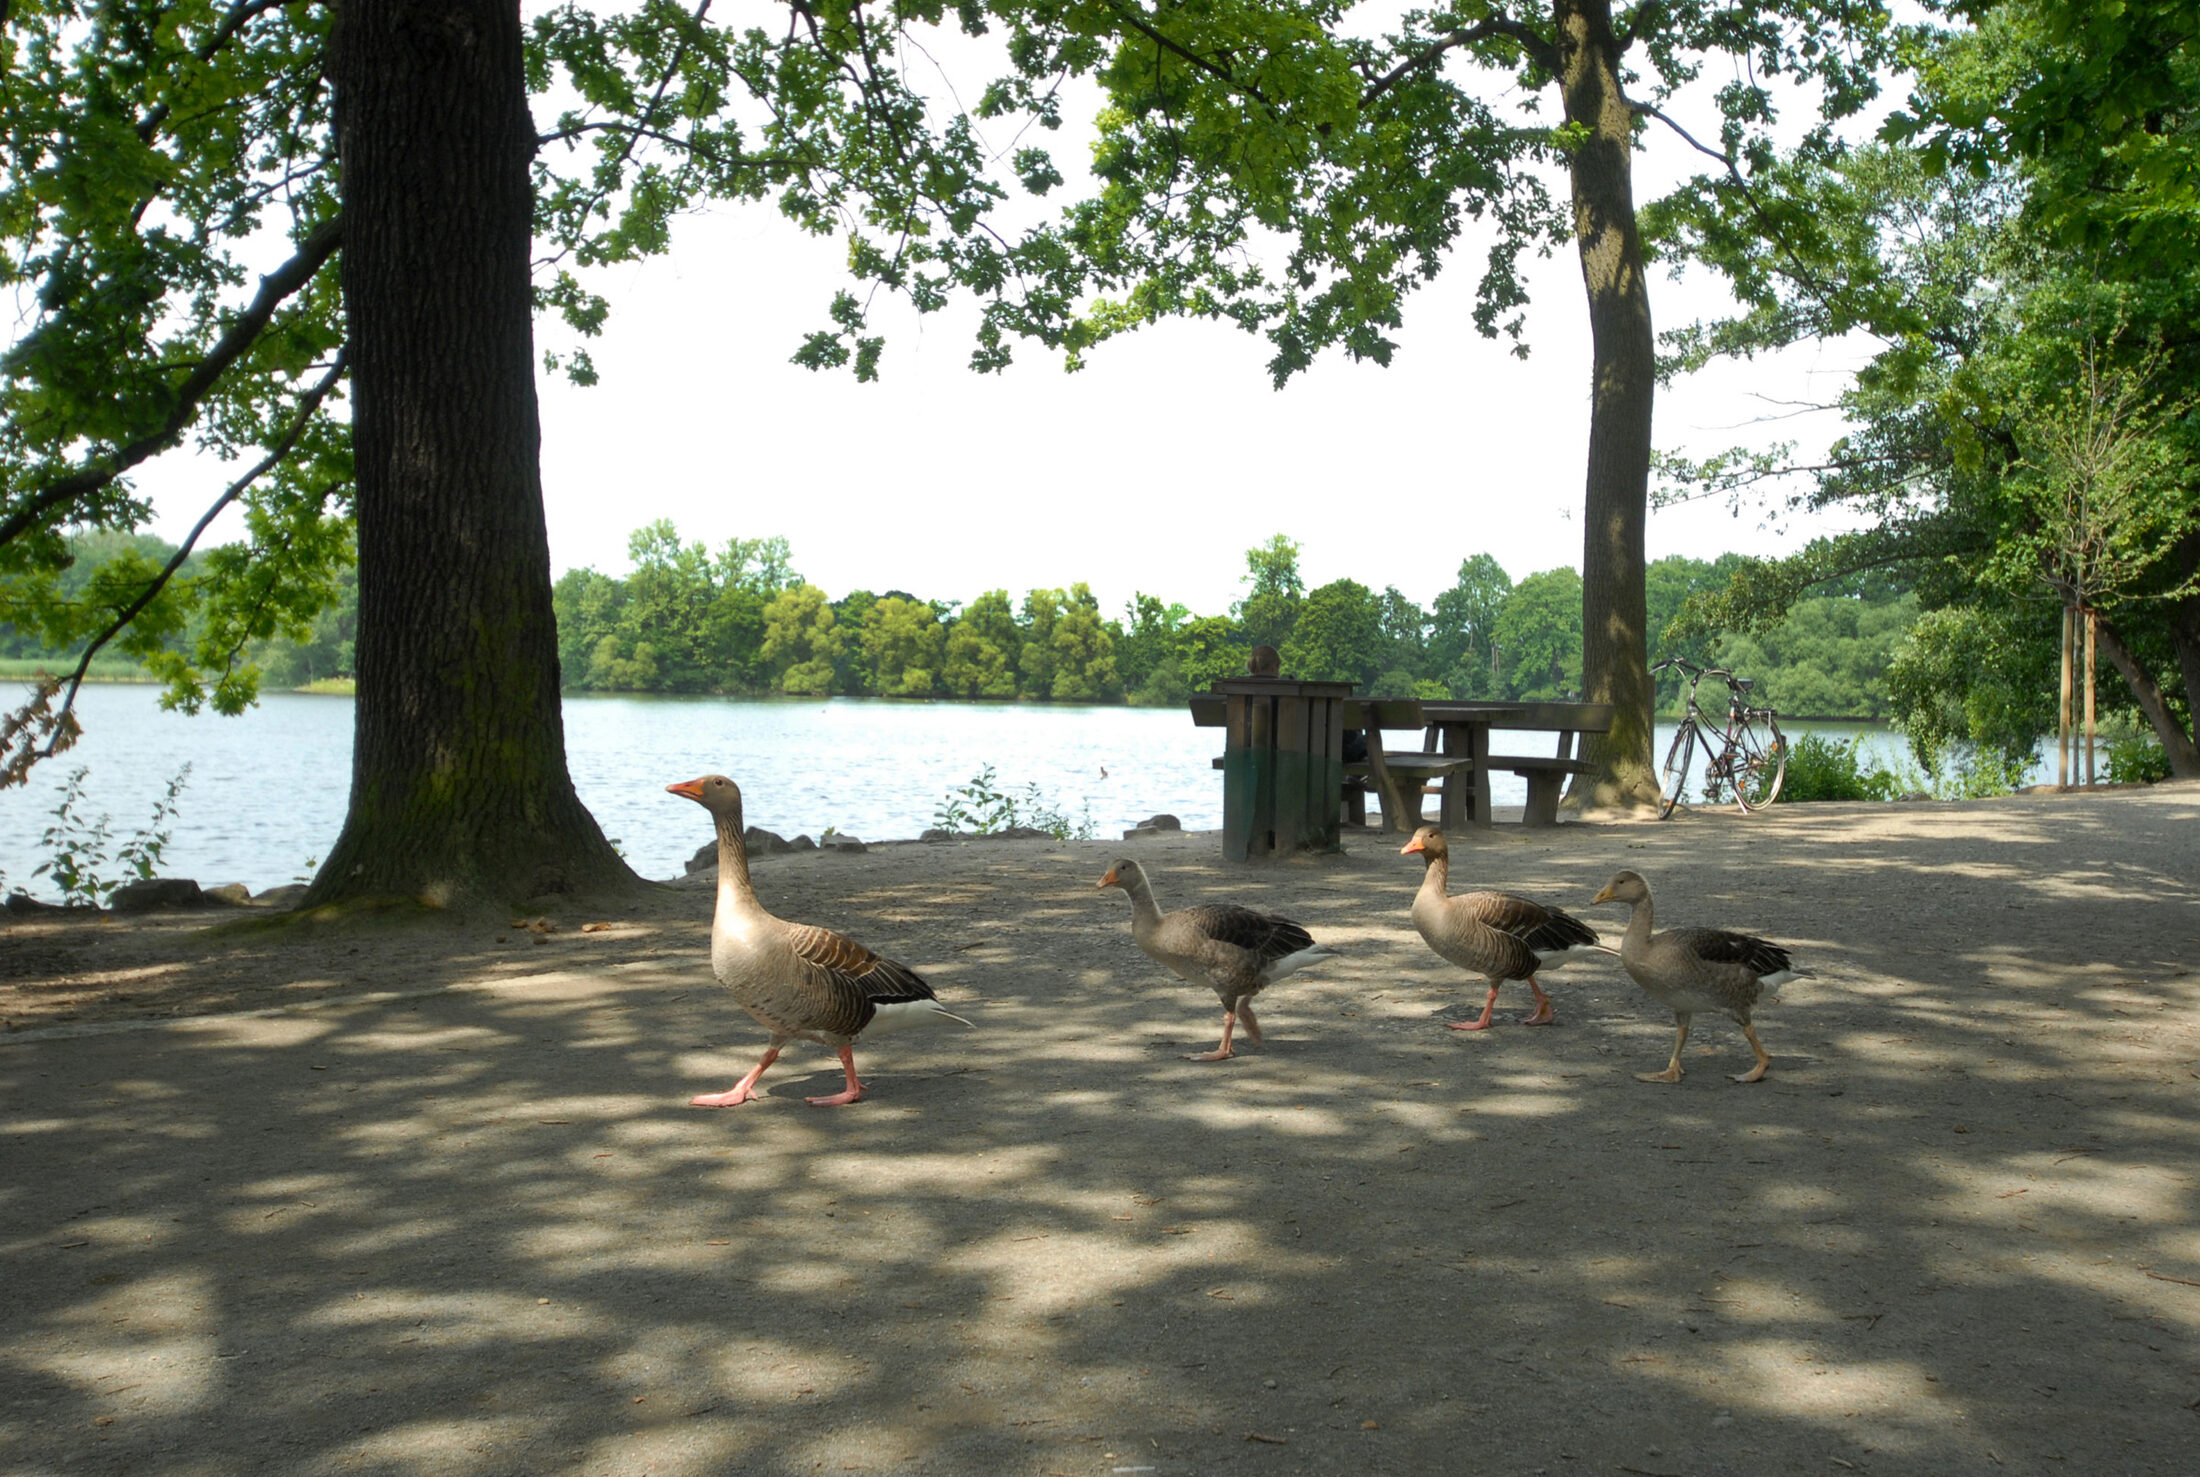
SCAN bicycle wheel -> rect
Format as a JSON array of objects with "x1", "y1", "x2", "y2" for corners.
[
  {"x1": 1733, "y1": 712, "x2": 1787, "y2": 811},
  {"x1": 1658, "y1": 722, "x2": 1697, "y2": 819}
]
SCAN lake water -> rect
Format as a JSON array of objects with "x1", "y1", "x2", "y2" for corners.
[{"x1": 1, "y1": 684, "x2": 1943, "y2": 896}]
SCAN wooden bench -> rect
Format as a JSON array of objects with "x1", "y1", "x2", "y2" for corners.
[
  {"x1": 1346, "y1": 699, "x2": 1476, "y2": 832},
  {"x1": 1472, "y1": 701, "x2": 1615, "y2": 826},
  {"x1": 1196, "y1": 695, "x2": 1469, "y2": 832}
]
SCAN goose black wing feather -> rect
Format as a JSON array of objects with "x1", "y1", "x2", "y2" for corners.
[
  {"x1": 1521, "y1": 908, "x2": 1598, "y2": 953},
  {"x1": 1675, "y1": 927, "x2": 1793, "y2": 978},
  {"x1": 1179, "y1": 904, "x2": 1316, "y2": 964}
]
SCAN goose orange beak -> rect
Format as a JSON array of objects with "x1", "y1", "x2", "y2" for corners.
[
  {"x1": 1096, "y1": 868, "x2": 1119, "y2": 888},
  {"x1": 1399, "y1": 837, "x2": 1425, "y2": 855},
  {"x1": 666, "y1": 779, "x2": 705, "y2": 801},
  {"x1": 1590, "y1": 884, "x2": 1614, "y2": 905}
]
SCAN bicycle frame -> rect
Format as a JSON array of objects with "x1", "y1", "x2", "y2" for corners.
[{"x1": 1654, "y1": 658, "x2": 1787, "y2": 815}]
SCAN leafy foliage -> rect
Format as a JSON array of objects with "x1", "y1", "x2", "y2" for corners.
[
  {"x1": 16, "y1": 763, "x2": 191, "y2": 907},
  {"x1": 931, "y1": 763, "x2": 1094, "y2": 840},
  {"x1": 1778, "y1": 733, "x2": 1899, "y2": 803},
  {"x1": 0, "y1": 0, "x2": 1077, "y2": 779},
  {"x1": 1649, "y1": 3, "x2": 2200, "y2": 772}
]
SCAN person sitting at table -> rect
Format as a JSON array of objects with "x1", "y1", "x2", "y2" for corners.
[{"x1": 1247, "y1": 644, "x2": 1282, "y2": 677}]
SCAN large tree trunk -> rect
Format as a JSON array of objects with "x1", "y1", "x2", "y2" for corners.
[
  {"x1": 315, "y1": 0, "x2": 635, "y2": 908},
  {"x1": 1555, "y1": 0, "x2": 1660, "y2": 810},
  {"x1": 2169, "y1": 532, "x2": 2200, "y2": 730},
  {"x1": 2095, "y1": 613, "x2": 2200, "y2": 779}
]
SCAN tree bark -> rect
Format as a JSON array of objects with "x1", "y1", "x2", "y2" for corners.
[
  {"x1": 2093, "y1": 613, "x2": 2200, "y2": 778},
  {"x1": 1555, "y1": 0, "x2": 1659, "y2": 809},
  {"x1": 315, "y1": 0, "x2": 635, "y2": 907},
  {"x1": 2169, "y1": 532, "x2": 2200, "y2": 723}
]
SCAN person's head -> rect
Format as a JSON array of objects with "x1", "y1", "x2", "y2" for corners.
[{"x1": 1247, "y1": 644, "x2": 1281, "y2": 677}]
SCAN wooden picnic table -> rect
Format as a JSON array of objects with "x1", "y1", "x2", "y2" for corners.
[
  {"x1": 1411, "y1": 701, "x2": 1526, "y2": 829},
  {"x1": 1422, "y1": 699, "x2": 1616, "y2": 827}
]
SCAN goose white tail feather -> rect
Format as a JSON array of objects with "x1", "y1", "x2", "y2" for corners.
[
  {"x1": 865, "y1": 998, "x2": 975, "y2": 1033},
  {"x1": 1262, "y1": 943, "x2": 1339, "y2": 982}
]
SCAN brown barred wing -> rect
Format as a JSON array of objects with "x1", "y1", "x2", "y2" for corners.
[
  {"x1": 784, "y1": 923, "x2": 940, "y2": 1036},
  {"x1": 1177, "y1": 904, "x2": 1317, "y2": 967},
  {"x1": 1669, "y1": 926, "x2": 1795, "y2": 980},
  {"x1": 1465, "y1": 891, "x2": 1596, "y2": 951}
]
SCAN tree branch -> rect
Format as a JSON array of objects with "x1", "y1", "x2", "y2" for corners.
[
  {"x1": 1104, "y1": 3, "x2": 1273, "y2": 111},
  {"x1": 1625, "y1": 93, "x2": 1868, "y2": 353},
  {"x1": 136, "y1": 0, "x2": 295, "y2": 144},
  {"x1": 1616, "y1": 1, "x2": 1667, "y2": 57},
  {"x1": 48, "y1": 348, "x2": 351, "y2": 746},
  {"x1": 0, "y1": 213, "x2": 342, "y2": 553}
]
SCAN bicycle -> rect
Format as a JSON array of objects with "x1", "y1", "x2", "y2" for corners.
[{"x1": 1652, "y1": 657, "x2": 1787, "y2": 817}]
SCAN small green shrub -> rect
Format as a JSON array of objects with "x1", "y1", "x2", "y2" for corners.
[
  {"x1": 933, "y1": 764, "x2": 1094, "y2": 841},
  {"x1": 1779, "y1": 734, "x2": 1899, "y2": 802},
  {"x1": 22, "y1": 764, "x2": 192, "y2": 906},
  {"x1": 2103, "y1": 728, "x2": 2172, "y2": 785}
]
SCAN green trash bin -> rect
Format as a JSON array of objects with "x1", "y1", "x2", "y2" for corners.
[{"x1": 1213, "y1": 678, "x2": 1354, "y2": 860}]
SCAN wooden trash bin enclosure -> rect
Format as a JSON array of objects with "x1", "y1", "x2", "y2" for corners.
[{"x1": 1204, "y1": 678, "x2": 1354, "y2": 860}]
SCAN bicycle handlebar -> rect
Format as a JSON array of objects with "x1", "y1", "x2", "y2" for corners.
[{"x1": 1652, "y1": 656, "x2": 1760, "y2": 702}]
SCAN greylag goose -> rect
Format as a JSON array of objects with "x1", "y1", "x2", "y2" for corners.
[
  {"x1": 1097, "y1": 858, "x2": 1334, "y2": 1060},
  {"x1": 1400, "y1": 826, "x2": 1599, "y2": 1030},
  {"x1": 1590, "y1": 869, "x2": 1799, "y2": 1084},
  {"x1": 669, "y1": 774, "x2": 969, "y2": 1106}
]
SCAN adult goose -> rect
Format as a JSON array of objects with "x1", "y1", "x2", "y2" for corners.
[
  {"x1": 1400, "y1": 826, "x2": 1599, "y2": 1031},
  {"x1": 669, "y1": 774, "x2": 969, "y2": 1106},
  {"x1": 1097, "y1": 859, "x2": 1335, "y2": 1061},
  {"x1": 1590, "y1": 869, "x2": 1800, "y2": 1085}
]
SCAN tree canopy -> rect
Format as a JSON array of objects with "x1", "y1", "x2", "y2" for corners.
[{"x1": 1650, "y1": 0, "x2": 2200, "y2": 773}]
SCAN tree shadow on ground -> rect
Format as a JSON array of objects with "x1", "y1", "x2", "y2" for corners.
[{"x1": 2, "y1": 787, "x2": 2196, "y2": 1474}]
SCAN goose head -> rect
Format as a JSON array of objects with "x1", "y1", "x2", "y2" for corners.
[
  {"x1": 1398, "y1": 825, "x2": 1448, "y2": 862},
  {"x1": 667, "y1": 773, "x2": 744, "y2": 828},
  {"x1": 1096, "y1": 859, "x2": 1147, "y2": 892},
  {"x1": 1591, "y1": 869, "x2": 1650, "y2": 907}
]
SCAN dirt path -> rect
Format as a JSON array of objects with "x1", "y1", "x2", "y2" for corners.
[{"x1": 3, "y1": 786, "x2": 2197, "y2": 1475}]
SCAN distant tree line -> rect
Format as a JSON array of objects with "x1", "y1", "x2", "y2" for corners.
[
  {"x1": 541, "y1": 524, "x2": 1910, "y2": 716},
  {"x1": 4, "y1": 524, "x2": 1914, "y2": 718}
]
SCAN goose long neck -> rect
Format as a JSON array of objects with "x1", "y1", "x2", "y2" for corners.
[
  {"x1": 1417, "y1": 851, "x2": 1451, "y2": 903},
  {"x1": 1121, "y1": 873, "x2": 1166, "y2": 933},
  {"x1": 714, "y1": 806, "x2": 763, "y2": 917},
  {"x1": 1621, "y1": 889, "x2": 1657, "y2": 954}
]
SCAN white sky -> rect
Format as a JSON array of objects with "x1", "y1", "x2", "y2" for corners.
[
  {"x1": 522, "y1": 205, "x2": 1866, "y2": 620},
  {"x1": 130, "y1": 11, "x2": 1886, "y2": 622}
]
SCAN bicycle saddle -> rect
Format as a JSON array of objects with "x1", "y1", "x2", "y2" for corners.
[{"x1": 1734, "y1": 677, "x2": 1754, "y2": 691}]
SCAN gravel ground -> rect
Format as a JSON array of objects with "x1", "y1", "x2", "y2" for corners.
[{"x1": 3, "y1": 783, "x2": 2198, "y2": 1475}]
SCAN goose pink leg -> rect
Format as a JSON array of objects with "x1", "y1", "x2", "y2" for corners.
[
  {"x1": 1520, "y1": 978, "x2": 1556, "y2": 1026},
  {"x1": 692, "y1": 1046, "x2": 780, "y2": 1107},
  {"x1": 805, "y1": 1046, "x2": 867, "y2": 1106},
  {"x1": 1450, "y1": 985, "x2": 1502, "y2": 1031},
  {"x1": 1237, "y1": 1000, "x2": 1263, "y2": 1045},
  {"x1": 1191, "y1": 1010, "x2": 1241, "y2": 1061}
]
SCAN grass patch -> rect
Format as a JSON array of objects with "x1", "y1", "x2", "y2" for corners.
[{"x1": 0, "y1": 658, "x2": 154, "y2": 683}]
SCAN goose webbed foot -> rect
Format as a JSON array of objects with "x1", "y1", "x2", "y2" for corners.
[
  {"x1": 1520, "y1": 981, "x2": 1556, "y2": 1026},
  {"x1": 1636, "y1": 1018, "x2": 1689, "y2": 1084},
  {"x1": 691, "y1": 1047, "x2": 780, "y2": 1107},
  {"x1": 1190, "y1": 1010, "x2": 1242, "y2": 1061},
  {"x1": 1448, "y1": 986, "x2": 1501, "y2": 1032},
  {"x1": 1729, "y1": 1024, "x2": 1771, "y2": 1084},
  {"x1": 691, "y1": 1086, "x2": 763, "y2": 1107},
  {"x1": 805, "y1": 1046, "x2": 866, "y2": 1106}
]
